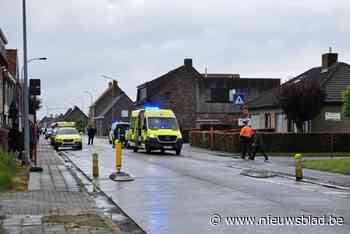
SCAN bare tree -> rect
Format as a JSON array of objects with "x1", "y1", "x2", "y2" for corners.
[{"x1": 276, "y1": 79, "x2": 326, "y2": 132}]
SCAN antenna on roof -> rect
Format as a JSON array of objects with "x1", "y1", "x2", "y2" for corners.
[
  {"x1": 329, "y1": 46, "x2": 332, "y2": 53},
  {"x1": 205, "y1": 67, "x2": 208, "y2": 78}
]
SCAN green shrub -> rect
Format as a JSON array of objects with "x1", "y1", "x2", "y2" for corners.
[{"x1": 0, "y1": 151, "x2": 17, "y2": 190}]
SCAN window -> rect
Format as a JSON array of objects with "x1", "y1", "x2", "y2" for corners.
[
  {"x1": 250, "y1": 114, "x2": 259, "y2": 129},
  {"x1": 121, "y1": 110, "x2": 128, "y2": 118},
  {"x1": 211, "y1": 88, "x2": 229, "y2": 102},
  {"x1": 265, "y1": 113, "x2": 271, "y2": 129},
  {"x1": 275, "y1": 113, "x2": 285, "y2": 132}
]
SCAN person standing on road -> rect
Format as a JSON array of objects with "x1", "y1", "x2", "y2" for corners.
[
  {"x1": 239, "y1": 121, "x2": 254, "y2": 159},
  {"x1": 87, "y1": 125, "x2": 96, "y2": 145},
  {"x1": 249, "y1": 132, "x2": 269, "y2": 162}
]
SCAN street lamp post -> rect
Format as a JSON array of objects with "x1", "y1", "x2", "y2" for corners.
[{"x1": 22, "y1": 0, "x2": 47, "y2": 165}]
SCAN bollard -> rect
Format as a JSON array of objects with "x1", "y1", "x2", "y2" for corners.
[
  {"x1": 109, "y1": 139, "x2": 134, "y2": 182},
  {"x1": 92, "y1": 153, "x2": 99, "y2": 177},
  {"x1": 115, "y1": 140, "x2": 122, "y2": 173},
  {"x1": 294, "y1": 153, "x2": 303, "y2": 181}
]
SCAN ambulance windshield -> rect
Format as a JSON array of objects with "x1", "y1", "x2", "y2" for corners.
[{"x1": 147, "y1": 117, "x2": 178, "y2": 130}]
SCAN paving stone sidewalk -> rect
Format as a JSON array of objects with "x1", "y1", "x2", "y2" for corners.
[{"x1": 0, "y1": 140, "x2": 119, "y2": 234}]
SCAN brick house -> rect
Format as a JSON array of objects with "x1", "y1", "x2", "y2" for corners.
[
  {"x1": 136, "y1": 58, "x2": 280, "y2": 129},
  {"x1": 247, "y1": 50, "x2": 350, "y2": 132},
  {"x1": 60, "y1": 105, "x2": 88, "y2": 131},
  {"x1": 90, "y1": 81, "x2": 134, "y2": 136}
]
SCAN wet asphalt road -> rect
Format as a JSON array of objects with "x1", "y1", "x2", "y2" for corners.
[{"x1": 61, "y1": 137, "x2": 350, "y2": 234}]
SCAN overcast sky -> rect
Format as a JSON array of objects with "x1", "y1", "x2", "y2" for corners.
[{"x1": 1, "y1": 0, "x2": 350, "y2": 118}]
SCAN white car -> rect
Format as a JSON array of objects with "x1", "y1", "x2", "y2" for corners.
[{"x1": 108, "y1": 122, "x2": 130, "y2": 146}]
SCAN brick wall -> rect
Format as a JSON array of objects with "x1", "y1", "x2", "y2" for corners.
[{"x1": 147, "y1": 68, "x2": 198, "y2": 129}]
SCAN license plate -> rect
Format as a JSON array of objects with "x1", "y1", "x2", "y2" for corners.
[{"x1": 163, "y1": 146, "x2": 173, "y2": 149}]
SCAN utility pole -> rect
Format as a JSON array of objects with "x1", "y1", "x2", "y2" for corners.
[{"x1": 22, "y1": 0, "x2": 30, "y2": 164}]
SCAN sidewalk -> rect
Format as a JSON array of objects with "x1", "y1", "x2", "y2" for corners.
[
  {"x1": 183, "y1": 145, "x2": 350, "y2": 189},
  {"x1": 0, "y1": 139, "x2": 120, "y2": 234}
]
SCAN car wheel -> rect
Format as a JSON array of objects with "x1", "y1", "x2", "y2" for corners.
[
  {"x1": 54, "y1": 146, "x2": 59, "y2": 151},
  {"x1": 133, "y1": 147, "x2": 138, "y2": 152},
  {"x1": 161, "y1": 149, "x2": 165, "y2": 154}
]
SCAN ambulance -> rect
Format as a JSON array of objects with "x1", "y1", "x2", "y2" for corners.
[{"x1": 127, "y1": 107, "x2": 183, "y2": 155}]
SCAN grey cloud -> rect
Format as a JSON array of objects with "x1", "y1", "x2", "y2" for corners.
[{"x1": 1, "y1": 0, "x2": 350, "y2": 118}]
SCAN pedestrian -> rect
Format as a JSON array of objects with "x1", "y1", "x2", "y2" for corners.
[
  {"x1": 87, "y1": 125, "x2": 96, "y2": 145},
  {"x1": 8, "y1": 123, "x2": 20, "y2": 153},
  {"x1": 239, "y1": 121, "x2": 254, "y2": 159},
  {"x1": 249, "y1": 132, "x2": 269, "y2": 162}
]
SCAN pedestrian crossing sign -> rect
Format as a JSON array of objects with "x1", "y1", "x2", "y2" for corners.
[{"x1": 233, "y1": 94, "x2": 245, "y2": 105}]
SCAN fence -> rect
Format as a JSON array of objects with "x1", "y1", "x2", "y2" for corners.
[{"x1": 189, "y1": 130, "x2": 350, "y2": 153}]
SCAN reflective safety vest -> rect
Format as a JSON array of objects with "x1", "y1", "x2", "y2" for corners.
[{"x1": 240, "y1": 126, "x2": 254, "y2": 138}]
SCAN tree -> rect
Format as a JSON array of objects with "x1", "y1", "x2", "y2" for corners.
[
  {"x1": 29, "y1": 96, "x2": 42, "y2": 114},
  {"x1": 276, "y1": 79, "x2": 326, "y2": 132},
  {"x1": 342, "y1": 88, "x2": 350, "y2": 117},
  {"x1": 76, "y1": 119, "x2": 87, "y2": 133}
]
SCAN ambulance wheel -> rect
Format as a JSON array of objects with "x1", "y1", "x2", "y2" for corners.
[{"x1": 145, "y1": 144, "x2": 152, "y2": 154}]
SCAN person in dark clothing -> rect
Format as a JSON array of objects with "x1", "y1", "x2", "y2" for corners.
[
  {"x1": 249, "y1": 132, "x2": 269, "y2": 162},
  {"x1": 87, "y1": 126, "x2": 96, "y2": 145},
  {"x1": 239, "y1": 121, "x2": 254, "y2": 159},
  {"x1": 8, "y1": 124, "x2": 20, "y2": 152}
]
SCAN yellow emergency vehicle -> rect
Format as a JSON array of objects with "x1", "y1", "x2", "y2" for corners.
[
  {"x1": 50, "y1": 122, "x2": 82, "y2": 150},
  {"x1": 127, "y1": 108, "x2": 183, "y2": 155}
]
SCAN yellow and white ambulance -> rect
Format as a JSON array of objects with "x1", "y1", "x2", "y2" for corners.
[{"x1": 127, "y1": 108, "x2": 183, "y2": 155}]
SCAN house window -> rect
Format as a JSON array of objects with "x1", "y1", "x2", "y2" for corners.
[
  {"x1": 250, "y1": 114, "x2": 259, "y2": 129},
  {"x1": 265, "y1": 113, "x2": 271, "y2": 129},
  {"x1": 211, "y1": 88, "x2": 229, "y2": 102},
  {"x1": 275, "y1": 113, "x2": 285, "y2": 132},
  {"x1": 121, "y1": 110, "x2": 128, "y2": 118}
]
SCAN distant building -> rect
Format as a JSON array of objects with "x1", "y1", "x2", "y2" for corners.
[
  {"x1": 90, "y1": 81, "x2": 134, "y2": 136},
  {"x1": 247, "y1": 50, "x2": 350, "y2": 132},
  {"x1": 136, "y1": 58, "x2": 280, "y2": 129},
  {"x1": 53, "y1": 106, "x2": 88, "y2": 132}
]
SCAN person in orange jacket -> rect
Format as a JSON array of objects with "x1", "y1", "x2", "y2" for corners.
[{"x1": 239, "y1": 120, "x2": 254, "y2": 159}]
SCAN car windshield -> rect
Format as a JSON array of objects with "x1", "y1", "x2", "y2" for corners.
[
  {"x1": 147, "y1": 117, "x2": 178, "y2": 130},
  {"x1": 57, "y1": 128, "x2": 79, "y2": 135},
  {"x1": 118, "y1": 124, "x2": 130, "y2": 130}
]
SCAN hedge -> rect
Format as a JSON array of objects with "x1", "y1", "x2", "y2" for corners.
[{"x1": 189, "y1": 131, "x2": 350, "y2": 153}]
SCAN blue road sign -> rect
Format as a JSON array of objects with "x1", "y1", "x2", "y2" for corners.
[{"x1": 233, "y1": 94, "x2": 245, "y2": 105}]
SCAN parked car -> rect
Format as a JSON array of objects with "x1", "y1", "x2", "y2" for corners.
[
  {"x1": 109, "y1": 122, "x2": 130, "y2": 147},
  {"x1": 45, "y1": 128, "x2": 53, "y2": 139},
  {"x1": 53, "y1": 127, "x2": 82, "y2": 151}
]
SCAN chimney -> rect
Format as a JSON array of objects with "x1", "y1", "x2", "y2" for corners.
[
  {"x1": 184, "y1": 58, "x2": 193, "y2": 68},
  {"x1": 322, "y1": 47, "x2": 338, "y2": 69},
  {"x1": 108, "y1": 82, "x2": 112, "y2": 88}
]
